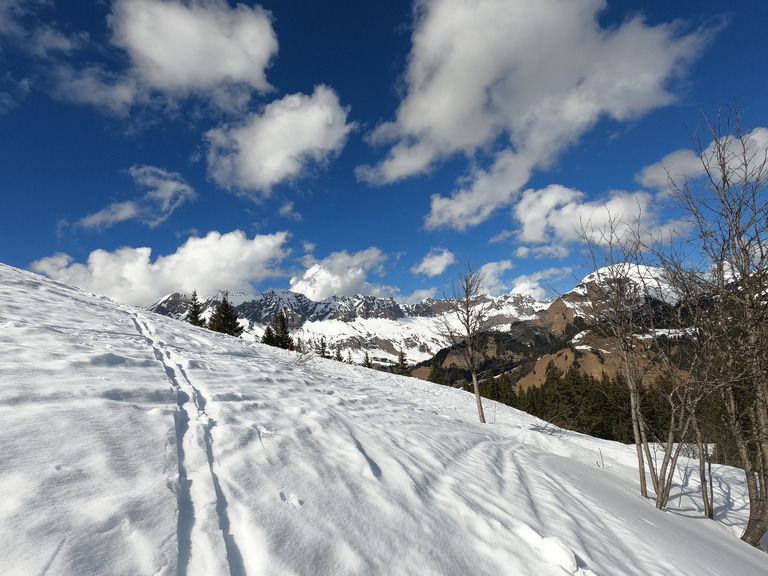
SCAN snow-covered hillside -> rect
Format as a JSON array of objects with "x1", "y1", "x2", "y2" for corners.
[
  {"x1": 1, "y1": 263, "x2": 765, "y2": 575},
  {"x1": 149, "y1": 289, "x2": 548, "y2": 366}
]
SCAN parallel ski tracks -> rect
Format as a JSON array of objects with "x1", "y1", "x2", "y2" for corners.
[{"x1": 132, "y1": 312, "x2": 244, "y2": 576}]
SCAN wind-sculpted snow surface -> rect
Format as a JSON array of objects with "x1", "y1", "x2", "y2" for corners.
[{"x1": 0, "y1": 263, "x2": 766, "y2": 575}]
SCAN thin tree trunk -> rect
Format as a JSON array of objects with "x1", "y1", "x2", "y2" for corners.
[
  {"x1": 625, "y1": 362, "x2": 648, "y2": 498},
  {"x1": 692, "y1": 413, "x2": 713, "y2": 519},
  {"x1": 471, "y1": 370, "x2": 486, "y2": 424},
  {"x1": 724, "y1": 385, "x2": 768, "y2": 546}
]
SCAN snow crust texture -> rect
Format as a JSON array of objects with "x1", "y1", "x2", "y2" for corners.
[{"x1": 1, "y1": 263, "x2": 765, "y2": 575}]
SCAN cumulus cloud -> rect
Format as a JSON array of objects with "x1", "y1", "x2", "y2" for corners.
[
  {"x1": 75, "y1": 165, "x2": 196, "y2": 230},
  {"x1": 635, "y1": 149, "x2": 702, "y2": 190},
  {"x1": 357, "y1": 0, "x2": 717, "y2": 230},
  {"x1": 479, "y1": 259, "x2": 514, "y2": 296},
  {"x1": 206, "y1": 85, "x2": 354, "y2": 195},
  {"x1": 411, "y1": 248, "x2": 455, "y2": 277},
  {"x1": 110, "y1": 0, "x2": 276, "y2": 95},
  {"x1": 511, "y1": 184, "x2": 679, "y2": 255},
  {"x1": 289, "y1": 247, "x2": 390, "y2": 301},
  {"x1": 30, "y1": 230, "x2": 290, "y2": 306},
  {"x1": 636, "y1": 126, "x2": 768, "y2": 191},
  {"x1": 50, "y1": 0, "x2": 277, "y2": 113},
  {"x1": 510, "y1": 267, "x2": 573, "y2": 300},
  {"x1": 397, "y1": 287, "x2": 438, "y2": 304}
]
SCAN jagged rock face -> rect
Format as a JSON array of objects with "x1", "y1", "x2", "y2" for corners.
[
  {"x1": 147, "y1": 292, "x2": 190, "y2": 319},
  {"x1": 148, "y1": 269, "x2": 670, "y2": 369},
  {"x1": 148, "y1": 288, "x2": 550, "y2": 365}
]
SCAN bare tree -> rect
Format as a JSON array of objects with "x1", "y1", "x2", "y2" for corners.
[
  {"x1": 441, "y1": 261, "x2": 493, "y2": 424},
  {"x1": 580, "y1": 214, "x2": 697, "y2": 509},
  {"x1": 662, "y1": 105, "x2": 768, "y2": 545}
]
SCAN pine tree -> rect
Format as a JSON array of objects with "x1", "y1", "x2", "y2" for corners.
[
  {"x1": 334, "y1": 344, "x2": 343, "y2": 362},
  {"x1": 427, "y1": 358, "x2": 443, "y2": 384},
  {"x1": 273, "y1": 312, "x2": 292, "y2": 350},
  {"x1": 395, "y1": 349, "x2": 411, "y2": 376},
  {"x1": 261, "y1": 325, "x2": 276, "y2": 346},
  {"x1": 363, "y1": 351, "x2": 373, "y2": 369},
  {"x1": 261, "y1": 312, "x2": 292, "y2": 350},
  {"x1": 185, "y1": 290, "x2": 207, "y2": 328},
  {"x1": 208, "y1": 292, "x2": 244, "y2": 337},
  {"x1": 316, "y1": 336, "x2": 328, "y2": 358}
]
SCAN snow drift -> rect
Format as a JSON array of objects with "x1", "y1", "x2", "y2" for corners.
[{"x1": 0, "y1": 263, "x2": 765, "y2": 575}]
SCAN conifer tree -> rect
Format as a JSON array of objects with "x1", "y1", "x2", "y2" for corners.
[
  {"x1": 185, "y1": 290, "x2": 206, "y2": 328},
  {"x1": 261, "y1": 325, "x2": 276, "y2": 346},
  {"x1": 316, "y1": 336, "x2": 328, "y2": 358},
  {"x1": 261, "y1": 312, "x2": 292, "y2": 350},
  {"x1": 334, "y1": 344, "x2": 343, "y2": 362},
  {"x1": 208, "y1": 292, "x2": 244, "y2": 337},
  {"x1": 395, "y1": 349, "x2": 411, "y2": 376},
  {"x1": 427, "y1": 358, "x2": 443, "y2": 384},
  {"x1": 363, "y1": 351, "x2": 373, "y2": 369},
  {"x1": 273, "y1": 311, "x2": 292, "y2": 350}
]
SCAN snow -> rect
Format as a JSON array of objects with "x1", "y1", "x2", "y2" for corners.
[
  {"x1": 581, "y1": 264, "x2": 676, "y2": 303},
  {"x1": 1, "y1": 263, "x2": 766, "y2": 575}
]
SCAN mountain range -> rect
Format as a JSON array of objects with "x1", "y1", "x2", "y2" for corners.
[{"x1": 149, "y1": 288, "x2": 551, "y2": 366}]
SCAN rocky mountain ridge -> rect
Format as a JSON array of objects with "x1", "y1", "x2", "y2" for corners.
[
  {"x1": 148, "y1": 288, "x2": 550, "y2": 365},
  {"x1": 147, "y1": 264, "x2": 673, "y2": 371}
]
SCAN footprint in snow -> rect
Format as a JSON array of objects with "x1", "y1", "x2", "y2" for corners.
[{"x1": 280, "y1": 491, "x2": 304, "y2": 508}]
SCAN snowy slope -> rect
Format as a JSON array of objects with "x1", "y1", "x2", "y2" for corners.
[{"x1": 1, "y1": 263, "x2": 766, "y2": 576}]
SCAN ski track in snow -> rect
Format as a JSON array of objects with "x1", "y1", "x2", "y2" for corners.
[{"x1": 132, "y1": 312, "x2": 245, "y2": 576}]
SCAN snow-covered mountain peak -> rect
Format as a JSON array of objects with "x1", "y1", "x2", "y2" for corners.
[{"x1": 148, "y1": 288, "x2": 552, "y2": 365}]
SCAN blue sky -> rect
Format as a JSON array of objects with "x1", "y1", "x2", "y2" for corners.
[{"x1": 1, "y1": 0, "x2": 766, "y2": 306}]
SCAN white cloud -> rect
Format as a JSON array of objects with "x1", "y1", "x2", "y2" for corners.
[
  {"x1": 279, "y1": 201, "x2": 302, "y2": 221},
  {"x1": 206, "y1": 85, "x2": 354, "y2": 195},
  {"x1": 53, "y1": 65, "x2": 138, "y2": 116},
  {"x1": 512, "y1": 184, "x2": 671, "y2": 255},
  {"x1": 0, "y1": 74, "x2": 31, "y2": 114},
  {"x1": 0, "y1": 0, "x2": 38, "y2": 39},
  {"x1": 411, "y1": 248, "x2": 455, "y2": 277},
  {"x1": 28, "y1": 25, "x2": 88, "y2": 57},
  {"x1": 75, "y1": 165, "x2": 196, "y2": 230},
  {"x1": 76, "y1": 201, "x2": 140, "y2": 230},
  {"x1": 30, "y1": 230, "x2": 290, "y2": 306},
  {"x1": 1, "y1": 0, "x2": 87, "y2": 57},
  {"x1": 289, "y1": 247, "x2": 389, "y2": 301},
  {"x1": 637, "y1": 126, "x2": 768, "y2": 191},
  {"x1": 635, "y1": 149, "x2": 702, "y2": 190},
  {"x1": 110, "y1": 0, "x2": 276, "y2": 94},
  {"x1": 358, "y1": 0, "x2": 717, "y2": 230},
  {"x1": 397, "y1": 287, "x2": 438, "y2": 304},
  {"x1": 479, "y1": 259, "x2": 514, "y2": 296},
  {"x1": 51, "y1": 0, "x2": 277, "y2": 113},
  {"x1": 510, "y1": 267, "x2": 573, "y2": 300}
]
